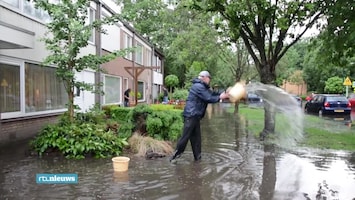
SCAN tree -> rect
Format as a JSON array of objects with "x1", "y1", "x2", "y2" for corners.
[
  {"x1": 288, "y1": 70, "x2": 304, "y2": 95},
  {"x1": 191, "y1": 0, "x2": 326, "y2": 137},
  {"x1": 119, "y1": 0, "x2": 230, "y2": 87},
  {"x1": 35, "y1": 0, "x2": 128, "y2": 122},
  {"x1": 164, "y1": 74, "x2": 179, "y2": 93},
  {"x1": 117, "y1": 0, "x2": 168, "y2": 49},
  {"x1": 319, "y1": 0, "x2": 355, "y2": 64},
  {"x1": 324, "y1": 76, "x2": 344, "y2": 94},
  {"x1": 303, "y1": 38, "x2": 353, "y2": 93}
]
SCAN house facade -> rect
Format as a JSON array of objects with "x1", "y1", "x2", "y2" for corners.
[{"x1": 0, "y1": 0, "x2": 164, "y2": 144}]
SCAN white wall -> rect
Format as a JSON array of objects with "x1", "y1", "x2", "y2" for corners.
[
  {"x1": 101, "y1": 8, "x2": 121, "y2": 52},
  {"x1": 153, "y1": 71, "x2": 163, "y2": 85},
  {"x1": 74, "y1": 70, "x2": 96, "y2": 112}
]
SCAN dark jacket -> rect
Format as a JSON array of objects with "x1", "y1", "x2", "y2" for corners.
[{"x1": 183, "y1": 78, "x2": 220, "y2": 119}]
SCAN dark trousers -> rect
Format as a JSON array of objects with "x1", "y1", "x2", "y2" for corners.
[
  {"x1": 175, "y1": 117, "x2": 201, "y2": 160},
  {"x1": 124, "y1": 100, "x2": 129, "y2": 107}
]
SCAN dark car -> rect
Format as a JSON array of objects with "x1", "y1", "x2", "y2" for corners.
[
  {"x1": 246, "y1": 93, "x2": 263, "y2": 105},
  {"x1": 304, "y1": 94, "x2": 351, "y2": 115},
  {"x1": 348, "y1": 93, "x2": 355, "y2": 109},
  {"x1": 292, "y1": 95, "x2": 302, "y2": 107}
]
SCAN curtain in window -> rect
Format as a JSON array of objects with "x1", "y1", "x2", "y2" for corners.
[
  {"x1": 25, "y1": 63, "x2": 67, "y2": 112},
  {"x1": 0, "y1": 63, "x2": 20, "y2": 112},
  {"x1": 104, "y1": 75, "x2": 121, "y2": 104}
]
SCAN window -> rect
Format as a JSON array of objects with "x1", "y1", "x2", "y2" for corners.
[
  {"x1": 0, "y1": 63, "x2": 20, "y2": 112},
  {"x1": 138, "y1": 81, "x2": 144, "y2": 101},
  {"x1": 1, "y1": 0, "x2": 19, "y2": 8},
  {"x1": 103, "y1": 75, "x2": 121, "y2": 105},
  {"x1": 124, "y1": 34, "x2": 132, "y2": 60},
  {"x1": 1, "y1": 0, "x2": 50, "y2": 22},
  {"x1": 145, "y1": 49, "x2": 151, "y2": 66},
  {"x1": 23, "y1": 0, "x2": 50, "y2": 22},
  {"x1": 88, "y1": 8, "x2": 95, "y2": 43},
  {"x1": 135, "y1": 43, "x2": 143, "y2": 65},
  {"x1": 25, "y1": 63, "x2": 67, "y2": 112},
  {"x1": 156, "y1": 57, "x2": 162, "y2": 73}
]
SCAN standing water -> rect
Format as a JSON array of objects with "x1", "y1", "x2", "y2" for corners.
[{"x1": 0, "y1": 102, "x2": 355, "y2": 199}]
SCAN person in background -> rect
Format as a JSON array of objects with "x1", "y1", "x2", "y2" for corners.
[
  {"x1": 124, "y1": 88, "x2": 131, "y2": 107},
  {"x1": 162, "y1": 86, "x2": 169, "y2": 104},
  {"x1": 169, "y1": 71, "x2": 229, "y2": 163}
]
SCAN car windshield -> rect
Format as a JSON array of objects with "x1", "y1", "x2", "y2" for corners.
[
  {"x1": 326, "y1": 96, "x2": 347, "y2": 101},
  {"x1": 248, "y1": 94, "x2": 259, "y2": 98}
]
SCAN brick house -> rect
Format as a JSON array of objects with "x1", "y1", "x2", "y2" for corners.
[{"x1": 0, "y1": 0, "x2": 164, "y2": 144}]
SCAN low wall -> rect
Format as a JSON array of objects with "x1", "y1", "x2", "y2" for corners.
[{"x1": 0, "y1": 113, "x2": 61, "y2": 145}]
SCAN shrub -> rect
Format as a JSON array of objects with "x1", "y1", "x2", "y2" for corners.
[
  {"x1": 172, "y1": 88, "x2": 189, "y2": 100},
  {"x1": 30, "y1": 111, "x2": 128, "y2": 159},
  {"x1": 146, "y1": 110, "x2": 183, "y2": 141},
  {"x1": 109, "y1": 106, "x2": 131, "y2": 122},
  {"x1": 149, "y1": 104, "x2": 175, "y2": 111}
]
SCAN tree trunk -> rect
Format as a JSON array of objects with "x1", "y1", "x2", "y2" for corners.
[
  {"x1": 234, "y1": 101, "x2": 240, "y2": 114},
  {"x1": 260, "y1": 101, "x2": 276, "y2": 140},
  {"x1": 258, "y1": 63, "x2": 277, "y2": 140},
  {"x1": 68, "y1": 90, "x2": 74, "y2": 122},
  {"x1": 260, "y1": 144, "x2": 276, "y2": 199}
]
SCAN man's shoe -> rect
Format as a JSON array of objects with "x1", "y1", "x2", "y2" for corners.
[
  {"x1": 194, "y1": 155, "x2": 201, "y2": 162},
  {"x1": 169, "y1": 151, "x2": 181, "y2": 163}
]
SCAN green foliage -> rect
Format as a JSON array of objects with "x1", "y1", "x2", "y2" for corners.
[
  {"x1": 146, "y1": 110, "x2": 183, "y2": 141},
  {"x1": 146, "y1": 116, "x2": 164, "y2": 139},
  {"x1": 126, "y1": 104, "x2": 153, "y2": 133},
  {"x1": 172, "y1": 88, "x2": 189, "y2": 100},
  {"x1": 191, "y1": 0, "x2": 325, "y2": 86},
  {"x1": 320, "y1": 0, "x2": 354, "y2": 64},
  {"x1": 121, "y1": 104, "x2": 183, "y2": 141},
  {"x1": 129, "y1": 91, "x2": 142, "y2": 99},
  {"x1": 324, "y1": 76, "x2": 344, "y2": 94},
  {"x1": 102, "y1": 105, "x2": 131, "y2": 122},
  {"x1": 30, "y1": 112, "x2": 129, "y2": 159},
  {"x1": 165, "y1": 74, "x2": 179, "y2": 91},
  {"x1": 117, "y1": 0, "x2": 168, "y2": 48},
  {"x1": 129, "y1": 104, "x2": 154, "y2": 121},
  {"x1": 149, "y1": 104, "x2": 176, "y2": 110}
]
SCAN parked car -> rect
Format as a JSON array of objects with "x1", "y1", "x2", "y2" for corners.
[
  {"x1": 292, "y1": 95, "x2": 302, "y2": 107},
  {"x1": 348, "y1": 93, "x2": 355, "y2": 109},
  {"x1": 246, "y1": 93, "x2": 263, "y2": 105},
  {"x1": 304, "y1": 94, "x2": 351, "y2": 115}
]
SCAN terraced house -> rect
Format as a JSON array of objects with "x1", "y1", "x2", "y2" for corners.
[{"x1": 0, "y1": 0, "x2": 165, "y2": 144}]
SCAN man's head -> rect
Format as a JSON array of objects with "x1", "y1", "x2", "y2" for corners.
[{"x1": 198, "y1": 71, "x2": 211, "y2": 84}]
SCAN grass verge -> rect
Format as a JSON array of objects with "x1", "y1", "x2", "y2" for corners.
[{"x1": 236, "y1": 105, "x2": 355, "y2": 151}]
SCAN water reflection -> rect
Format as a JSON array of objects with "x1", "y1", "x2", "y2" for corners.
[{"x1": 0, "y1": 104, "x2": 355, "y2": 199}]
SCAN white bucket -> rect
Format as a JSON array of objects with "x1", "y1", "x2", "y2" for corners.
[{"x1": 112, "y1": 156, "x2": 130, "y2": 172}]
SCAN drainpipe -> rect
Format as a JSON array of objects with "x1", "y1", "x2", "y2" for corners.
[
  {"x1": 132, "y1": 32, "x2": 137, "y2": 105},
  {"x1": 151, "y1": 46, "x2": 154, "y2": 104},
  {"x1": 95, "y1": 1, "x2": 102, "y2": 108}
]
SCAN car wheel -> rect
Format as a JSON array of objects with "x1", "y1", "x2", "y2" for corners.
[{"x1": 318, "y1": 109, "x2": 323, "y2": 116}]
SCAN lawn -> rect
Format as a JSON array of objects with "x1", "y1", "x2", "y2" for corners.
[{"x1": 235, "y1": 105, "x2": 355, "y2": 151}]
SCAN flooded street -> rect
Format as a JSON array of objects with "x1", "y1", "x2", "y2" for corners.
[{"x1": 1, "y1": 103, "x2": 355, "y2": 200}]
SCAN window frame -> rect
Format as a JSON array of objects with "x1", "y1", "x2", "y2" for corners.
[
  {"x1": 102, "y1": 74, "x2": 122, "y2": 105},
  {"x1": 0, "y1": 56, "x2": 67, "y2": 119}
]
